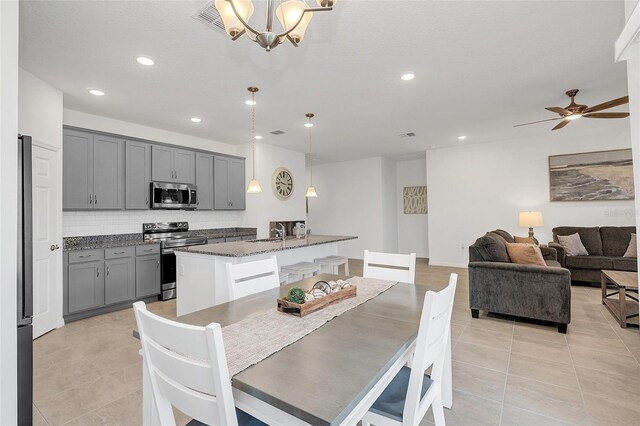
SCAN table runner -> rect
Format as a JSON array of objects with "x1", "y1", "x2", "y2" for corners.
[{"x1": 222, "y1": 276, "x2": 397, "y2": 377}]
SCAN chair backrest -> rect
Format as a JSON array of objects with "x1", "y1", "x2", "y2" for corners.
[
  {"x1": 403, "y1": 273, "x2": 458, "y2": 425},
  {"x1": 363, "y1": 250, "x2": 417, "y2": 284},
  {"x1": 133, "y1": 302, "x2": 237, "y2": 426},
  {"x1": 226, "y1": 256, "x2": 280, "y2": 300}
]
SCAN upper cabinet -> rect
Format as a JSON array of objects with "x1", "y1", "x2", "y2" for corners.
[
  {"x1": 196, "y1": 153, "x2": 214, "y2": 210},
  {"x1": 151, "y1": 146, "x2": 195, "y2": 184},
  {"x1": 214, "y1": 155, "x2": 245, "y2": 210},
  {"x1": 63, "y1": 129, "x2": 124, "y2": 210},
  {"x1": 125, "y1": 141, "x2": 152, "y2": 209}
]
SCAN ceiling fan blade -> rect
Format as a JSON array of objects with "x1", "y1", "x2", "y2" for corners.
[
  {"x1": 552, "y1": 119, "x2": 571, "y2": 131},
  {"x1": 583, "y1": 112, "x2": 630, "y2": 119},
  {"x1": 583, "y1": 96, "x2": 629, "y2": 113},
  {"x1": 545, "y1": 106, "x2": 571, "y2": 115},
  {"x1": 513, "y1": 117, "x2": 564, "y2": 127}
]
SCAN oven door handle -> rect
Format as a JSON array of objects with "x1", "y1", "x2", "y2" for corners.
[{"x1": 162, "y1": 248, "x2": 174, "y2": 254}]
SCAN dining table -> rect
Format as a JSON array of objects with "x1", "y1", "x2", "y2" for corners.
[{"x1": 140, "y1": 273, "x2": 453, "y2": 425}]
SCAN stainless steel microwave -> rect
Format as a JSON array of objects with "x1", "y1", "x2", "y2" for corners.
[{"x1": 150, "y1": 182, "x2": 197, "y2": 210}]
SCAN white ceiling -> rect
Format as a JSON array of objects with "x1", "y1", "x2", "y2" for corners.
[{"x1": 19, "y1": 0, "x2": 630, "y2": 163}]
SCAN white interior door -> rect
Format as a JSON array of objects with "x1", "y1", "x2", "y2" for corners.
[{"x1": 32, "y1": 145, "x2": 61, "y2": 338}]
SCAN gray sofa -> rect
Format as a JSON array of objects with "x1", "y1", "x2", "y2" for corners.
[
  {"x1": 468, "y1": 229, "x2": 571, "y2": 333},
  {"x1": 548, "y1": 226, "x2": 637, "y2": 284}
]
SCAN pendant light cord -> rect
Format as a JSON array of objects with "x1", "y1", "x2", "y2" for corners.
[
  {"x1": 251, "y1": 91, "x2": 256, "y2": 180},
  {"x1": 308, "y1": 115, "x2": 313, "y2": 186}
]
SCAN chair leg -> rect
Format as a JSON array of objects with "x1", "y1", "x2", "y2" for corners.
[
  {"x1": 344, "y1": 261, "x2": 349, "y2": 276},
  {"x1": 432, "y1": 393, "x2": 446, "y2": 426},
  {"x1": 471, "y1": 309, "x2": 479, "y2": 318}
]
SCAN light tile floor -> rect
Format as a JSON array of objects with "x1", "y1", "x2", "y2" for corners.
[{"x1": 32, "y1": 260, "x2": 640, "y2": 425}]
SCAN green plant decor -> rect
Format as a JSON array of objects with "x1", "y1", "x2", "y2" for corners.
[{"x1": 287, "y1": 287, "x2": 306, "y2": 304}]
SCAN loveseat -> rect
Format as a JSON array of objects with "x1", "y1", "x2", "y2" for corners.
[
  {"x1": 468, "y1": 229, "x2": 571, "y2": 333},
  {"x1": 548, "y1": 226, "x2": 637, "y2": 284}
]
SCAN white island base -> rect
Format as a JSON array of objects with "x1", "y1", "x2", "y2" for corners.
[{"x1": 175, "y1": 236, "x2": 355, "y2": 316}]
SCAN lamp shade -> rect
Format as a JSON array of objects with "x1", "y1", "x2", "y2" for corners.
[
  {"x1": 215, "y1": 0, "x2": 254, "y2": 37},
  {"x1": 518, "y1": 211, "x2": 543, "y2": 228},
  {"x1": 305, "y1": 186, "x2": 318, "y2": 198},
  {"x1": 246, "y1": 179, "x2": 263, "y2": 193},
  {"x1": 276, "y1": 0, "x2": 313, "y2": 43}
]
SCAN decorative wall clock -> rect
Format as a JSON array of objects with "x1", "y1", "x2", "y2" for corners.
[{"x1": 272, "y1": 167, "x2": 294, "y2": 200}]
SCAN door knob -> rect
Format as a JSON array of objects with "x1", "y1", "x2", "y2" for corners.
[{"x1": 50, "y1": 244, "x2": 60, "y2": 251}]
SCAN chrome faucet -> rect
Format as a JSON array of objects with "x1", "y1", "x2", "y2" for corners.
[{"x1": 271, "y1": 223, "x2": 286, "y2": 245}]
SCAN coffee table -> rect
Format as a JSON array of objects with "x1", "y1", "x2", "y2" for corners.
[{"x1": 601, "y1": 270, "x2": 639, "y2": 328}]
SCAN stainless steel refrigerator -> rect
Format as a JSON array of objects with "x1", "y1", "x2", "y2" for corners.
[{"x1": 17, "y1": 135, "x2": 33, "y2": 425}]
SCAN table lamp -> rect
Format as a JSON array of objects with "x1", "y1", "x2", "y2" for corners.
[{"x1": 518, "y1": 211, "x2": 543, "y2": 244}]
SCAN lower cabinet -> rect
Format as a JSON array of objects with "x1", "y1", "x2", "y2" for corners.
[
  {"x1": 105, "y1": 257, "x2": 135, "y2": 305},
  {"x1": 136, "y1": 255, "x2": 161, "y2": 298},
  {"x1": 68, "y1": 261, "x2": 104, "y2": 313}
]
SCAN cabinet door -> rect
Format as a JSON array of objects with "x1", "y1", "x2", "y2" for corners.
[
  {"x1": 195, "y1": 153, "x2": 213, "y2": 210},
  {"x1": 93, "y1": 135, "x2": 124, "y2": 209},
  {"x1": 174, "y1": 149, "x2": 196, "y2": 183},
  {"x1": 63, "y1": 129, "x2": 93, "y2": 209},
  {"x1": 105, "y1": 257, "x2": 135, "y2": 305},
  {"x1": 151, "y1": 145, "x2": 174, "y2": 182},
  {"x1": 136, "y1": 255, "x2": 160, "y2": 298},
  {"x1": 214, "y1": 156, "x2": 230, "y2": 210},
  {"x1": 125, "y1": 141, "x2": 151, "y2": 209},
  {"x1": 68, "y1": 261, "x2": 104, "y2": 313},
  {"x1": 228, "y1": 158, "x2": 246, "y2": 210}
]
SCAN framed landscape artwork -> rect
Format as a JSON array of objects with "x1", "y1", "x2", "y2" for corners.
[
  {"x1": 403, "y1": 186, "x2": 428, "y2": 214},
  {"x1": 549, "y1": 149, "x2": 635, "y2": 201}
]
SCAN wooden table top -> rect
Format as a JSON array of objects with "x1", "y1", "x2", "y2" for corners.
[
  {"x1": 174, "y1": 274, "x2": 436, "y2": 425},
  {"x1": 602, "y1": 270, "x2": 639, "y2": 289}
]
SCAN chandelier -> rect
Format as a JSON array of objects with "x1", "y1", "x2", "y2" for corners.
[{"x1": 214, "y1": 0, "x2": 336, "y2": 51}]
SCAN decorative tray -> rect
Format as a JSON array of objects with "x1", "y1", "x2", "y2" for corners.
[{"x1": 277, "y1": 280, "x2": 357, "y2": 317}]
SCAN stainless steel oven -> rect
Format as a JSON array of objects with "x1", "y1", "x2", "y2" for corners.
[{"x1": 151, "y1": 182, "x2": 197, "y2": 210}]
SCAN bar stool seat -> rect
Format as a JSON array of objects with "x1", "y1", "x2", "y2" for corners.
[
  {"x1": 314, "y1": 255, "x2": 349, "y2": 276},
  {"x1": 281, "y1": 262, "x2": 321, "y2": 282}
]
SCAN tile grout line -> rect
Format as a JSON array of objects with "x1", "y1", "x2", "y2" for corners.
[
  {"x1": 567, "y1": 332, "x2": 592, "y2": 426},
  {"x1": 497, "y1": 318, "x2": 515, "y2": 426}
]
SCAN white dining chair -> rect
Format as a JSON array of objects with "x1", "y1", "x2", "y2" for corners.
[
  {"x1": 363, "y1": 250, "x2": 417, "y2": 284},
  {"x1": 361, "y1": 273, "x2": 458, "y2": 426},
  {"x1": 226, "y1": 256, "x2": 280, "y2": 301},
  {"x1": 133, "y1": 301, "x2": 265, "y2": 426}
]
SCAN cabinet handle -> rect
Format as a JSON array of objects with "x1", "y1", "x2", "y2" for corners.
[
  {"x1": 50, "y1": 244, "x2": 59, "y2": 251},
  {"x1": 156, "y1": 260, "x2": 159, "y2": 268},
  {"x1": 97, "y1": 268, "x2": 100, "y2": 277},
  {"x1": 114, "y1": 251, "x2": 125, "y2": 255},
  {"x1": 145, "y1": 197, "x2": 148, "y2": 205},
  {"x1": 144, "y1": 248, "x2": 152, "y2": 252},
  {"x1": 197, "y1": 199, "x2": 199, "y2": 206},
  {"x1": 79, "y1": 254, "x2": 91, "y2": 259},
  {"x1": 106, "y1": 267, "x2": 110, "y2": 276},
  {"x1": 95, "y1": 195, "x2": 98, "y2": 205},
  {"x1": 89, "y1": 194, "x2": 93, "y2": 204}
]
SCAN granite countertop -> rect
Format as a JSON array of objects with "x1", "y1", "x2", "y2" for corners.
[
  {"x1": 174, "y1": 235, "x2": 357, "y2": 258},
  {"x1": 63, "y1": 227, "x2": 257, "y2": 251}
]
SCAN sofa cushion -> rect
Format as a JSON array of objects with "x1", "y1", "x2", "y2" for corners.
[
  {"x1": 506, "y1": 243, "x2": 546, "y2": 266},
  {"x1": 474, "y1": 233, "x2": 510, "y2": 263},
  {"x1": 553, "y1": 226, "x2": 603, "y2": 256},
  {"x1": 624, "y1": 234, "x2": 637, "y2": 258},
  {"x1": 545, "y1": 260, "x2": 561, "y2": 268},
  {"x1": 601, "y1": 226, "x2": 636, "y2": 257},
  {"x1": 514, "y1": 236, "x2": 536, "y2": 244},
  {"x1": 612, "y1": 257, "x2": 638, "y2": 272},
  {"x1": 557, "y1": 233, "x2": 589, "y2": 256},
  {"x1": 492, "y1": 229, "x2": 514, "y2": 244},
  {"x1": 565, "y1": 255, "x2": 613, "y2": 270}
]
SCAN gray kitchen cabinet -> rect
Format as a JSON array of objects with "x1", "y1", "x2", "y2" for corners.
[
  {"x1": 136, "y1": 254, "x2": 161, "y2": 298},
  {"x1": 242, "y1": 234, "x2": 257, "y2": 241},
  {"x1": 214, "y1": 155, "x2": 245, "y2": 210},
  {"x1": 196, "y1": 153, "x2": 214, "y2": 210},
  {"x1": 63, "y1": 129, "x2": 93, "y2": 209},
  {"x1": 105, "y1": 257, "x2": 135, "y2": 305},
  {"x1": 63, "y1": 129, "x2": 124, "y2": 210},
  {"x1": 152, "y1": 145, "x2": 195, "y2": 184},
  {"x1": 225, "y1": 236, "x2": 241, "y2": 242},
  {"x1": 125, "y1": 141, "x2": 152, "y2": 209},
  {"x1": 68, "y1": 261, "x2": 104, "y2": 313}
]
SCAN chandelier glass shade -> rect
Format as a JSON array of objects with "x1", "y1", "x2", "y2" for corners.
[{"x1": 214, "y1": 0, "x2": 336, "y2": 51}]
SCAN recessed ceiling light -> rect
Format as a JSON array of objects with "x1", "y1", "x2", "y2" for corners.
[
  {"x1": 88, "y1": 89, "x2": 105, "y2": 96},
  {"x1": 136, "y1": 56, "x2": 155, "y2": 66},
  {"x1": 457, "y1": 135, "x2": 467, "y2": 140},
  {"x1": 400, "y1": 73, "x2": 415, "y2": 81},
  {"x1": 254, "y1": 135, "x2": 263, "y2": 140},
  {"x1": 304, "y1": 122, "x2": 314, "y2": 128},
  {"x1": 245, "y1": 100, "x2": 256, "y2": 106},
  {"x1": 190, "y1": 117, "x2": 202, "y2": 123}
]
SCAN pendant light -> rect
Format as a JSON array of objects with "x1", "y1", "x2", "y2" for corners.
[
  {"x1": 305, "y1": 113, "x2": 318, "y2": 198},
  {"x1": 246, "y1": 87, "x2": 262, "y2": 193}
]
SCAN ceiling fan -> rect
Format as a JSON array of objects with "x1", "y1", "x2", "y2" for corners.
[{"x1": 514, "y1": 89, "x2": 629, "y2": 131}]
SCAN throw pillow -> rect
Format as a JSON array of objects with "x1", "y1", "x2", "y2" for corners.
[
  {"x1": 557, "y1": 233, "x2": 589, "y2": 256},
  {"x1": 623, "y1": 233, "x2": 637, "y2": 258},
  {"x1": 514, "y1": 236, "x2": 536, "y2": 244},
  {"x1": 505, "y1": 243, "x2": 546, "y2": 266},
  {"x1": 474, "y1": 232, "x2": 511, "y2": 263}
]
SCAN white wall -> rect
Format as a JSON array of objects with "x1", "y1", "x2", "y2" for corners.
[
  {"x1": 0, "y1": 1, "x2": 19, "y2": 422},
  {"x1": 19, "y1": 69, "x2": 63, "y2": 149},
  {"x1": 396, "y1": 157, "x2": 429, "y2": 258},
  {"x1": 241, "y1": 143, "x2": 307, "y2": 238},
  {"x1": 427, "y1": 124, "x2": 634, "y2": 267},
  {"x1": 381, "y1": 158, "x2": 398, "y2": 254}
]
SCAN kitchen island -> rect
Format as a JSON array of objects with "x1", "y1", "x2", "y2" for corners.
[{"x1": 174, "y1": 235, "x2": 357, "y2": 315}]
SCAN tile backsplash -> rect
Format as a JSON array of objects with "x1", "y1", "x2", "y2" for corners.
[{"x1": 63, "y1": 210, "x2": 244, "y2": 237}]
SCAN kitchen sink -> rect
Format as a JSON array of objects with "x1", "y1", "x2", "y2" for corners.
[{"x1": 245, "y1": 237, "x2": 296, "y2": 243}]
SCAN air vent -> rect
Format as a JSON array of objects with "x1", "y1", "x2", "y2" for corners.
[
  {"x1": 270, "y1": 130, "x2": 286, "y2": 135},
  {"x1": 192, "y1": 1, "x2": 226, "y2": 33},
  {"x1": 399, "y1": 132, "x2": 416, "y2": 138}
]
